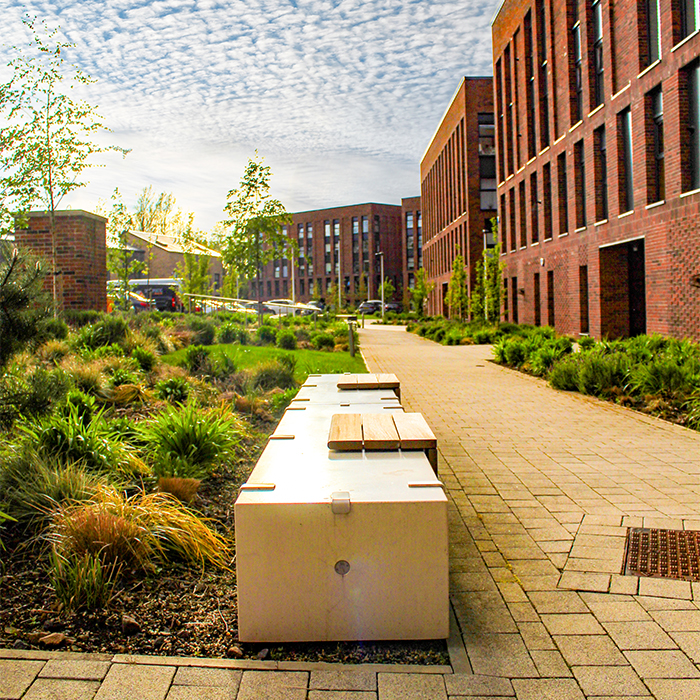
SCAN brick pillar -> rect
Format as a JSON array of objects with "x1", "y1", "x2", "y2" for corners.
[{"x1": 15, "y1": 210, "x2": 108, "y2": 312}]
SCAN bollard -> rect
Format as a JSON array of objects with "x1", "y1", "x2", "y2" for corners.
[{"x1": 348, "y1": 322, "x2": 355, "y2": 357}]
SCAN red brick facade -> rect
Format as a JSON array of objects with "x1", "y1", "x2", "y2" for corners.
[
  {"x1": 254, "y1": 203, "x2": 403, "y2": 306},
  {"x1": 15, "y1": 210, "x2": 107, "y2": 312},
  {"x1": 420, "y1": 77, "x2": 496, "y2": 316},
  {"x1": 492, "y1": 0, "x2": 700, "y2": 340}
]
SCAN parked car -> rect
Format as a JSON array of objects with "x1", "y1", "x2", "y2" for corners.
[
  {"x1": 384, "y1": 301, "x2": 403, "y2": 313},
  {"x1": 357, "y1": 300, "x2": 383, "y2": 314},
  {"x1": 107, "y1": 290, "x2": 155, "y2": 313}
]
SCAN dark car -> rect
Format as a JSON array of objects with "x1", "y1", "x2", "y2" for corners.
[
  {"x1": 384, "y1": 301, "x2": 403, "y2": 313},
  {"x1": 357, "y1": 300, "x2": 383, "y2": 314}
]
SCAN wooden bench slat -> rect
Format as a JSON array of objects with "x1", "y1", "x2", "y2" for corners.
[
  {"x1": 362, "y1": 413, "x2": 400, "y2": 450},
  {"x1": 336, "y1": 375, "x2": 359, "y2": 390},
  {"x1": 328, "y1": 414, "x2": 364, "y2": 450},
  {"x1": 376, "y1": 373, "x2": 400, "y2": 389},
  {"x1": 355, "y1": 374, "x2": 380, "y2": 390},
  {"x1": 392, "y1": 412, "x2": 436, "y2": 450}
]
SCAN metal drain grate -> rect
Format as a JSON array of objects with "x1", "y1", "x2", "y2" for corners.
[{"x1": 623, "y1": 527, "x2": 700, "y2": 581}]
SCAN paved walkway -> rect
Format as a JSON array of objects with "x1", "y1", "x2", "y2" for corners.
[{"x1": 3, "y1": 325, "x2": 700, "y2": 699}]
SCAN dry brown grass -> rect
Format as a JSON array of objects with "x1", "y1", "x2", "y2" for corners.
[{"x1": 158, "y1": 477, "x2": 201, "y2": 504}]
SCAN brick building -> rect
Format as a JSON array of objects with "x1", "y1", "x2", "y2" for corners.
[
  {"x1": 252, "y1": 203, "x2": 403, "y2": 307},
  {"x1": 420, "y1": 77, "x2": 496, "y2": 316},
  {"x1": 492, "y1": 0, "x2": 700, "y2": 339},
  {"x1": 121, "y1": 231, "x2": 225, "y2": 291},
  {"x1": 401, "y1": 196, "x2": 423, "y2": 300},
  {"x1": 15, "y1": 210, "x2": 107, "y2": 312}
]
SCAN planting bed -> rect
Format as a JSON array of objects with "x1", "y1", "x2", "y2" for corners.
[{"x1": 0, "y1": 435, "x2": 448, "y2": 666}]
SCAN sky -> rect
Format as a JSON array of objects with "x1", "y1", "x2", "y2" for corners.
[{"x1": 0, "y1": 0, "x2": 495, "y2": 232}]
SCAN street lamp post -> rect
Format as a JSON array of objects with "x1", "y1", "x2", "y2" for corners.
[{"x1": 375, "y1": 251, "x2": 384, "y2": 322}]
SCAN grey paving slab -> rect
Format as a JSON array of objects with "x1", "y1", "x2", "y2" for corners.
[
  {"x1": 511, "y1": 678, "x2": 585, "y2": 700},
  {"x1": 38, "y1": 660, "x2": 110, "y2": 681},
  {"x1": 310, "y1": 669, "x2": 377, "y2": 691},
  {"x1": 443, "y1": 674, "x2": 514, "y2": 696},
  {"x1": 554, "y1": 635, "x2": 628, "y2": 666},
  {"x1": 571, "y1": 666, "x2": 649, "y2": 696},
  {"x1": 237, "y1": 671, "x2": 308, "y2": 700},
  {"x1": 0, "y1": 660, "x2": 45, "y2": 700},
  {"x1": 308, "y1": 692, "x2": 377, "y2": 700},
  {"x1": 172, "y1": 667, "x2": 241, "y2": 688},
  {"x1": 94, "y1": 664, "x2": 175, "y2": 700},
  {"x1": 623, "y1": 649, "x2": 700, "y2": 678},
  {"x1": 377, "y1": 672, "x2": 447, "y2": 700},
  {"x1": 22, "y1": 679, "x2": 100, "y2": 700}
]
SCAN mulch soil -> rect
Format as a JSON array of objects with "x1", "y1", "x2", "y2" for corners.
[{"x1": 0, "y1": 444, "x2": 448, "y2": 665}]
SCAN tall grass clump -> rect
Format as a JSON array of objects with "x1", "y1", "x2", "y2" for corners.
[{"x1": 140, "y1": 403, "x2": 243, "y2": 479}]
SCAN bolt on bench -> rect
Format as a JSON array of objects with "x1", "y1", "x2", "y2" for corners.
[{"x1": 234, "y1": 373, "x2": 448, "y2": 643}]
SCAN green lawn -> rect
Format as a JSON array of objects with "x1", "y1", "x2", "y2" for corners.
[{"x1": 162, "y1": 343, "x2": 367, "y2": 383}]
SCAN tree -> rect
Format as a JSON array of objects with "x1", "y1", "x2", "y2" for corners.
[
  {"x1": 0, "y1": 242, "x2": 49, "y2": 370},
  {"x1": 357, "y1": 272, "x2": 368, "y2": 302},
  {"x1": 0, "y1": 17, "x2": 127, "y2": 310},
  {"x1": 215, "y1": 154, "x2": 291, "y2": 322},
  {"x1": 174, "y1": 214, "x2": 212, "y2": 301},
  {"x1": 446, "y1": 252, "x2": 469, "y2": 320},
  {"x1": 470, "y1": 219, "x2": 505, "y2": 323},
  {"x1": 377, "y1": 277, "x2": 395, "y2": 302},
  {"x1": 411, "y1": 268, "x2": 435, "y2": 317},
  {"x1": 106, "y1": 188, "x2": 143, "y2": 310}
]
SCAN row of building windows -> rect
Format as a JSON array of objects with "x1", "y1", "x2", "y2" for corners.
[
  {"x1": 500, "y1": 60, "x2": 700, "y2": 252},
  {"x1": 496, "y1": 0, "x2": 700, "y2": 184}
]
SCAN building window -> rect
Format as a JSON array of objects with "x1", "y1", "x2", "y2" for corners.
[
  {"x1": 591, "y1": 0, "x2": 604, "y2": 108},
  {"x1": 509, "y1": 188, "x2": 517, "y2": 251},
  {"x1": 547, "y1": 270, "x2": 555, "y2": 326},
  {"x1": 513, "y1": 28, "x2": 522, "y2": 168},
  {"x1": 416, "y1": 211, "x2": 423, "y2": 267},
  {"x1": 618, "y1": 108, "x2": 634, "y2": 212},
  {"x1": 534, "y1": 272, "x2": 542, "y2": 326},
  {"x1": 682, "y1": 60, "x2": 700, "y2": 192},
  {"x1": 647, "y1": 87, "x2": 665, "y2": 203},
  {"x1": 574, "y1": 139, "x2": 587, "y2": 227},
  {"x1": 572, "y1": 11, "x2": 583, "y2": 123},
  {"x1": 480, "y1": 114, "x2": 497, "y2": 210},
  {"x1": 511, "y1": 277, "x2": 519, "y2": 323},
  {"x1": 558, "y1": 151, "x2": 569, "y2": 234},
  {"x1": 406, "y1": 210, "x2": 415, "y2": 271},
  {"x1": 503, "y1": 277, "x2": 509, "y2": 322},
  {"x1": 496, "y1": 58, "x2": 505, "y2": 181},
  {"x1": 500, "y1": 193, "x2": 508, "y2": 250},
  {"x1": 519, "y1": 180, "x2": 527, "y2": 248},
  {"x1": 505, "y1": 46, "x2": 515, "y2": 175},
  {"x1": 530, "y1": 173, "x2": 539, "y2": 243},
  {"x1": 525, "y1": 11, "x2": 537, "y2": 159},
  {"x1": 594, "y1": 126, "x2": 608, "y2": 221},
  {"x1": 543, "y1": 162, "x2": 553, "y2": 240},
  {"x1": 333, "y1": 219, "x2": 340, "y2": 274},
  {"x1": 643, "y1": 0, "x2": 662, "y2": 67},
  {"x1": 679, "y1": 0, "x2": 699, "y2": 41},
  {"x1": 537, "y1": 0, "x2": 550, "y2": 148},
  {"x1": 579, "y1": 265, "x2": 589, "y2": 333}
]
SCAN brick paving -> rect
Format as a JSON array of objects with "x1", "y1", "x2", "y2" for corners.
[{"x1": 2, "y1": 324, "x2": 700, "y2": 699}]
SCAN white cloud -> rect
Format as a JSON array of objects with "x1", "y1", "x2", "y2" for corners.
[{"x1": 0, "y1": 0, "x2": 494, "y2": 229}]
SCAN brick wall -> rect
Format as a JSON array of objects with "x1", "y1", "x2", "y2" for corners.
[{"x1": 15, "y1": 210, "x2": 107, "y2": 312}]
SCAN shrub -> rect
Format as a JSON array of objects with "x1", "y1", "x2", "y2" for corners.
[
  {"x1": 504, "y1": 340, "x2": 527, "y2": 367},
  {"x1": 156, "y1": 376, "x2": 190, "y2": 404},
  {"x1": 188, "y1": 317, "x2": 216, "y2": 346},
  {"x1": 686, "y1": 393, "x2": 700, "y2": 430},
  {"x1": 183, "y1": 344, "x2": 211, "y2": 375},
  {"x1": 91, "y1": 343, "x2": 125, "y2": 359},
  {"x1": 549, "y1": 356, "x2": 580, "y2": 391},
  {"x1": 0, "y1": 367, "x2": 70, "y2": 428},
  {"x1": 578, "y1": 336, "x2": 596, "y2": 351},
  {"x1": 75, "y1": 315, "x2": 130, "y2": 350},
  {"x1": 218, "y1": 322, "x2": 241, "y2": 344},
  {"x1": 38, "y1": 317, "x2": 69, "y2": 341},
  {"x1": 312, "y1": 332, "x2": 335, "y2": 350},
  {"x1": 251, "y1": 358, "x2": 297, "y2": 392},
  {"x1": 472, "y1": 328, "x2": 496, "y2": 344},
  {"x1": 62, "y1": 390, "x2": 97, "y2": 425},
  {"x1": 277, "y1": 329, "x2": 297, "y2": 350},
  {"x1": 530, "y1": 345, "x2": 558, "y2": 377},
  {"x1": 492, "y1": 337, "x2": 509, "y2": 364},
  {"x1": 627, "y1": 357, "x2": 698, "y2": 397},
  {"x1": 256, "y1": 325, "x2": 277, "y2": 345},
  {"x1": 110, "y1": 367, "x2": 140, "y2": 387},
  {"x1": 64, "y1": 310, "x2": 102, "y2": 327},
  {"x1": 577, "y1": 353, "x2": 627, "y2": 396},
  {"x1": 131, "y1": 346, "x2": 157, "y2": 372},
  {"x1": 21, "y1": 405, "x2": 129, "y2": 474},
  {"x1": 445, "y1": 328, "x2": 463, "y2": 346},
  {"x1": 140, "y1": 403, "x2": 242, "y2": 479}
]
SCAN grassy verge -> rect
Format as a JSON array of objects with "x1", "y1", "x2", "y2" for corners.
[{"x1": 162, "y1": 343, "x2": 367, "y2": 383}]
